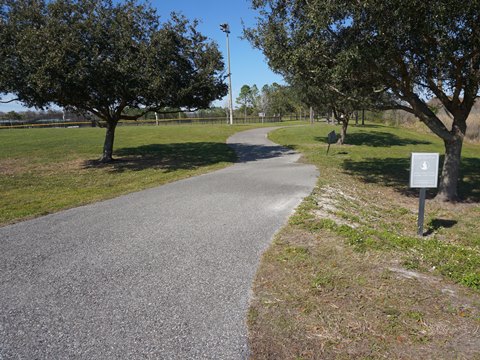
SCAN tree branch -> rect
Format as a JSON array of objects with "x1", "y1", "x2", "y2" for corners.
[
  {"x1": 114, "y1": 99, "x2": 127, "y2": 120},
  {"x1": 451, "y1": 57, "x2": 466, "y2": 108},
  {"x1": 462, "y1": 53, "x2": 480, "y2": 113},
  {"x1": 0, "y1": 97, "x2": 20, "y2": 104},
  {"x1": 327, "y1": 85, "x2": 364, "y2": 106},
  {"x1": 120, "y1": 112, "x2": 148, "y2": 121},
  {"x1": 375, "y1": 104, "x2": 416, "y2": 114},
  {"x1": 75, "y1": 106, "x2": 104, "y2": 121},
  {"x1": 118, "y1": 107, "x2": 200, "y2": 121},
  {"x1": 426, "y1": 75, "x2": 454, "y2": 114},
  {"x1": 408, "y1": 93, "x2": 453, "y2": 141},
  {"x1": 151, "y1": 107, "x2": 199, "y2": 114},
  {"x1": 393, "y1": 54, "x2": 412, "y2": 92}
]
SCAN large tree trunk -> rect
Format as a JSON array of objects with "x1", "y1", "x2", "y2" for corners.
[
  {"x1": 100, "y1": 121, "x2": 117, "y2": 163},
  {"x1": 403, "y1": 85, "x2": 474, "y2": 202},
  {"x1": 431, "y1": 113, "x2": 467, "y2": 202},
  {"x1": 437, "y1": 135, "x2": 463, "y2": 202}
]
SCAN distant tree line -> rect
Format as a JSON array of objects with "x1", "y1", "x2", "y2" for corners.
[
  {"x1": 0, "y1": 109, "x2": 87, "y2": 122},
  {"x1": 234, "y1": 83, "x2": 316, "y2": 120}
]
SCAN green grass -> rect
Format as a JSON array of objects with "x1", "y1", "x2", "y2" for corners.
[
  {"x1": 270, "y1": 123, "x2": 480, "y2": 290},
  {"x1": 248, "y1": 122, "x2": 480, "y2": 359},
  {"x1": 0, "y1": 122, "x2": 305, "y2": 225}
]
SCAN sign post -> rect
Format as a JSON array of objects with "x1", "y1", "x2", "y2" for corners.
[
  {"x1": 410, "y1": 153, "x2": 440, "y2": 236},
  {"x1": 258, "y1": 112, "x2": 265, "y2": 124},
  {"x1": 326, "y1": 131, "x2": 336, "y2": 155}
]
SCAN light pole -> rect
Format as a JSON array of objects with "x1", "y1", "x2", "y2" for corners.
[{"x1": 220, "y1": 23, "x2": 234, "y2": 125}]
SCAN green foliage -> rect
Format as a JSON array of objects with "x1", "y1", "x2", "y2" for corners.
[
  {"x1": 246, "y1": 0, "x2": 391, "y2": 143},
  {"x1": 236, "y1": 84, "x2": 256, "y2": 119},
  {"x1": 5, "y1": 111, "x2": 22, "y2": 120},
  {"x1": 461, "y1": 273, "x2": 480, "y2": 289},
  {"x1": 260, "y1": 83, "x2": 300, "y2": 116},
  {"x1": 236, "y1": 85, "x2": 254, "y2": 109},
  {"x1": 2, "y1": 0, "x2": 227, "y2": 160},
  {"x1": 5, "y1": 0, "x2": 227, "y2": 114},
  {"x1": 248, "y1": 0, "x2": 480, "y2": 200},
  {"x1": 234, "y1": 82, "x2": 306, "y2": 119}
]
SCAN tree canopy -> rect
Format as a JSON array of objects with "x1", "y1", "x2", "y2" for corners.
[
  {"x1": 236, "y1": 84, "x2": 257, "y2": 120},
  {"x1": 2, "y1": 0, "x2": 227, "y2": 162},
  {"x1": 260, "y1": 83, "x2": 299, "y2": 116},
  {"x1": 234, "y1": 82, "x2": 304, "y2": 119},
  {"x1": 248, "y1": 0, "x2": 480, "y2": 201}
]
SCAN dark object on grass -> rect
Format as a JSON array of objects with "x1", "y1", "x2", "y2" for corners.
[{"x1": 327, "y1": 131, "x2": 337, "y2": 155}]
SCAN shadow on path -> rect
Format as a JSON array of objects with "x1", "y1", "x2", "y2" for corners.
[
  {"x1": 83, "y1": 141, "x2": 294, "y2": 172},
  {"x1": 227, "y1": 143, "x2": 295, "y2": 162},
  {"x1": 84, "y1": 142, "x2": 236, "y2": 172}
]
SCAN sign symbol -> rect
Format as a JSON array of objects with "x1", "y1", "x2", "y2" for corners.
[{"x1": 421, "y1": 161, "x2": 429, "y2": 170}]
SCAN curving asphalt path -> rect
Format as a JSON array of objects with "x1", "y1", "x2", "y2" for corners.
[{"x1": 0, "y1": 127, "x2": 318, "y2": 359}]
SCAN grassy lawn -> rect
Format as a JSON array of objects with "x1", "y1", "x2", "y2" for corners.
[
  {"x1": 249, "y1": 123, "x2": 480, "y2": 359},
  {"x1": 0, "y1": 122, "x2": 304, "y2": 225}
]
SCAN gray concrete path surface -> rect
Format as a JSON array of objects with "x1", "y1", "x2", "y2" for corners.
[{"x1": 0, "y1": 127, "x2": 318, "y2": 359}]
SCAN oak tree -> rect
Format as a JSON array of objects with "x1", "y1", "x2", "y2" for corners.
[
  {"x1": 248, "y1": 0, "x2": 480, "y2": 201},
  {"x1": 2, "y1": 0, "x2": 227, "y2": 162}
]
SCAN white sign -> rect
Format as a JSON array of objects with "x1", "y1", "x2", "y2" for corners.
[{"x1": 410, "y1": 153, "x2": 440, "y2": 188}]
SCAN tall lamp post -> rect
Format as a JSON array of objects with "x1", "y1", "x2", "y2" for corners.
[{"x1": 220, "y1": 23, "x2": 234, "y2": 125}]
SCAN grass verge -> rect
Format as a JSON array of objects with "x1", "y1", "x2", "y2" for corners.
[
  {"x1": 0, "y1": 122, "x2": 303, "y2": 226},
  {"x1": 248, "y1": 123, "x2": 480, "y2": 359}
]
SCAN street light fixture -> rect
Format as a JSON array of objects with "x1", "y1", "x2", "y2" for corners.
[{"x1": 220, "y1": 23, "x2": 234, "y2": 125}]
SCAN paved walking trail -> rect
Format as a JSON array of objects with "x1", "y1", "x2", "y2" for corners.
[{"x1": 0, "y1": 127, "x2": 318, "y2": 359}]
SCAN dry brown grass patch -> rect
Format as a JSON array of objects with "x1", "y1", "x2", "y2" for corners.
[
  {"x1": 0, "y1": 157, "x2": 87, "y2": 176},
  {"x1": 249, "y1": 226, "x2": 480, "y2": 359}
]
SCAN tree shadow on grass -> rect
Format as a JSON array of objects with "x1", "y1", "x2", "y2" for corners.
[
  {"x1": 459, "y1": 157, "x2": 480, "y2": 202},
  {"x1": 323, "y1": 123, "x2": 384, "y2": 129},
  {"x1": 353, "y1": 124, "x2": 384, "y2": 128},
  {"x1": 424, "y1": 219, "x2": 458, "y2": 236},
  {"x1": 343, "y1": 157, "x2": 417, "y2": 197},
  {"x1": 343, "y1": 156, "x2": 480, "y2": 202},
  {"x1": 84, "y1": 142, "x2": 236, "y2": 172},
  {"x1": 315, "y1": 131, "x2": 432, "y2": 147},
  {"x1": 83, "y1": 142, "x2": 295, "y2": 172}
]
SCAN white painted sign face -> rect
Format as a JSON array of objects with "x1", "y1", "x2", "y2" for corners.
[{"x1": 410, "y1": 153, "x2": 440, "y2": 188}]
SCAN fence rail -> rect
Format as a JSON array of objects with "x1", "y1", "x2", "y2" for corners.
[{"x1": 0, "y1": 115, "x2": 304, "y2": 130}]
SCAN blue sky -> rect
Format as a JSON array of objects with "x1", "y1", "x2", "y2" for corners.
[
  {"x1": 0, "y1": 0, "x2": 283, "y2": 112},
  {"x1": 152, "y1": 0, "x2": 284, "y2": 107}
]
